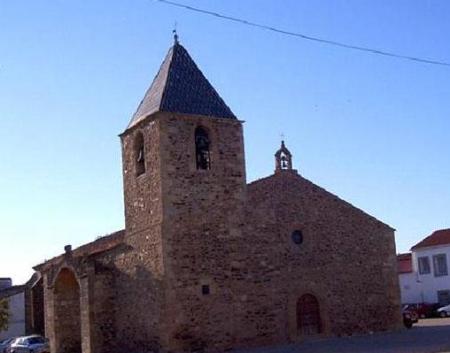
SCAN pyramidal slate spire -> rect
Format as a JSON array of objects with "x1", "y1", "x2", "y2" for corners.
[{"x1": 128, "y1": 39, "x2": 236, "y2": 128}]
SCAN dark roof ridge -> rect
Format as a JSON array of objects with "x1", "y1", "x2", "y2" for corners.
[
  {"x1": 158, "y1": 43, "x2": 179, "y2": 113},
  {"x1": 34, "y1": 229, "x2": 125, "y2": 270},
  {"x1": 129, "y1": 45, "x2": 175, "y2": 127},
  {"x1": 0, "y1": 285, "x2": 26, "y2": 299}
]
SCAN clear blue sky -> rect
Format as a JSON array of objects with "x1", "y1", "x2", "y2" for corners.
[{"x1": 1, "y1": 0, "x2": 449, "y2": 284}]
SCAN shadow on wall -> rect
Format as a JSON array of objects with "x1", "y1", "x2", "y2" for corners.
[
  {"x1": 25, "y1": 275, "x2": 45, "y2": 336},
  {"x1": 106, "y1": 264, "x2": 165, "y2": 353}
]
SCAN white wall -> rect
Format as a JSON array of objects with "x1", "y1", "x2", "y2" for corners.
[
  {"x1": 399, "y1": 271, "x2": 422, "y2": 304},
  {"x1": 0, "y1": 292, "x2": 25, "y2": 340},
  {"x1": 412, "y1": 244, "x2": 450, "y2": 304}
]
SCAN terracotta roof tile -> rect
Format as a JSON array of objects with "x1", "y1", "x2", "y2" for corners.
[{"x1": 411, "y1": 228, "x2": 450, "y2": 250}]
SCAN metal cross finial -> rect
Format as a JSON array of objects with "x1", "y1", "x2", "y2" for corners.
[{"x1": 173, "y1": 22, "x2": 179, "y2": 44}]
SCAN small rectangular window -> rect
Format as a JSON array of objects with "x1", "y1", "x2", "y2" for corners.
[
  {"x1": 437, "y1": 290, "x2": 450, "y2": 306},
  {"x1": 433, "y1": 254, "x2": 448, "y2": 277},
  {"x1": 201, "y1": 285, "x2": 210, "y2": 295},
  {"x1": 418, "y1": 256, "x2": 431, "y2": 274}
]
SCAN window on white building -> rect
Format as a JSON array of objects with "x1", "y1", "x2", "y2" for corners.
[
  {"x1": 418, "y1": 256, "x2": 431, "y2": 274},
  {"x1": 433, "y1": 254, "x2": 448, "y2": 277},
  {"x1": 438, "y1": 290, "x2": 450, "y2": 306}
]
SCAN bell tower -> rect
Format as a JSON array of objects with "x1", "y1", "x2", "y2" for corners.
[
  {"x1": 120, "y1": 35, "x2": 245, "y2": 231},
  {"x1": 120, "y1": 37, "x2": 246, "y2": 350}
]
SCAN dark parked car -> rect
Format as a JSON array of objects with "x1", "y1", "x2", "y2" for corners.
[
  {"x1": 407, "y1": 302, "x2": 440, "y2": 318},
  {"x1": 402, "y1": 305, "x2": 418, "y2": 328}
]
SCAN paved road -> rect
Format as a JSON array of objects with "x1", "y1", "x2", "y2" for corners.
[{"x1": 234, "y1": 319, "x2": 450, "y2": 353}]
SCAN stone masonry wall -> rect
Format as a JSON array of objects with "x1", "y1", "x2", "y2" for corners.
[
  {"x1": 121, "y1": 116, "x2": 163, "y2": 235},
  {"x1": 112, "y1": 115, "x2": 166, "y2": 352},
  {"x1": 240, "y1": 170, "x2": 402, "y2": 343},
  {"x1": 158, "y1": 113, "x2": 247, "y2": 352},
  {"x1": 89, "y1": 265, "x2": 116, "y2": 353},
  {"x1": 35, "y1": 111, "x2": 402, "y2": 353}
]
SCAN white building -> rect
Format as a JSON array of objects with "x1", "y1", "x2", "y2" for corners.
[
  {"x1": 397, "y1": 228, "x2": 450, "y2": 306},
  {"x1": 0, "y1": 279, "x2": 26, "y2": 340}
]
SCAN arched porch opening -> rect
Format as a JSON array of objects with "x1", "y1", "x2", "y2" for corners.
[{"x1": 54, "y1": 268, "x2": 81, "y2": 353}]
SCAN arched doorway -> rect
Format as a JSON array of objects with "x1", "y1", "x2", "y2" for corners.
[
  {"x1": 297, "y1": 294, "x2": 321, "y2": 336},
  {"x1": 54, "y1": 268, "x2": 81, "y2": 353}
]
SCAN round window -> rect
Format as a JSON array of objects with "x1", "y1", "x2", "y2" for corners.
[{"x1": 291, "y1": 230, "x2": 303, "y2": 245}]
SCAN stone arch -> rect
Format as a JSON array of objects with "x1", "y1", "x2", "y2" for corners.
[
  {"x1": 134, "y1": 130, "x2": 146, "y2": 176},
  {"x1": 296, "y1": 293, "x2": 321, "y2": 336},
  {"x1": 53, "y1": 268, "x2": 82, "y2": 353}
]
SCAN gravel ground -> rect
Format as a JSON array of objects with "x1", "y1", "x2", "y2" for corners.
[{"x1": 233, "y1": 318, "x2": 450, "y2": 353}]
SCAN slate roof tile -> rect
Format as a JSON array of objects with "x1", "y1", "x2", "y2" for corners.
[{"x1": 128, "y1": 41, "x2": 236, "y2": 128}]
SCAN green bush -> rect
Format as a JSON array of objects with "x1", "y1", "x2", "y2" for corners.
[{"x1": 0, "y1": 298, "x2": 9, "y2": 332}]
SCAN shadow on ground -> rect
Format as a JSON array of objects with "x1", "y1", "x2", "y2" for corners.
[{"x1": 234, "y1": 318, "x2": 450, "y2": 353}]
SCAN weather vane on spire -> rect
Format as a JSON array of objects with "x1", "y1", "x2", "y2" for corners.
[{"x1": 173, "y1": 22, "x2": 179, "y2": 44}]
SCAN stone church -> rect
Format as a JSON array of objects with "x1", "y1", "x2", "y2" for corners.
[{"x1": 31, "y1": 37, "x2": 401, "y2": 353}]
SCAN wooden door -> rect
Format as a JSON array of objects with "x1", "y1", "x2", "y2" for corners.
[{"x1": 297, "y1": 294, "x2": 321, "y2": 336}]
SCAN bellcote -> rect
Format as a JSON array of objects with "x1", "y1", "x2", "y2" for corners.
[{"x1": 275, "y1": 140, "x2": 297, "y2": 174}]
